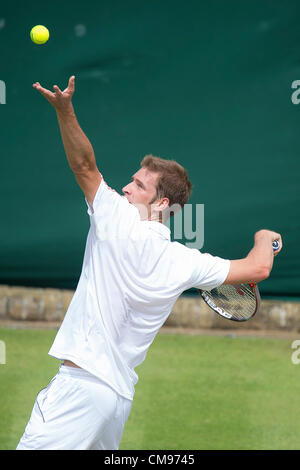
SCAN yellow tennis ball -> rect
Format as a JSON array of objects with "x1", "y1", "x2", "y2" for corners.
[{"x1": 30, "y1": 25, "x2": 49, "y2": 45}]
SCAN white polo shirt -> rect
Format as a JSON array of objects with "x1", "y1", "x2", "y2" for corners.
[{"x1": 49, "y1": 177, "x2": 230, "y2": 400}]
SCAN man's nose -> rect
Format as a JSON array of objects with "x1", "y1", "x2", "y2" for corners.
[{"x1": 122, "y1": 184, "x2": 130, "y2": 195}]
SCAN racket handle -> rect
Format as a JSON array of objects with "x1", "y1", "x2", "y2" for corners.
[{"x1": 272, "y1": 240, "x2": 280, "y2": 251}]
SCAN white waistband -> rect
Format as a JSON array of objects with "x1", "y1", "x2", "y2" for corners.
[{"x1": 58, "y1": 364, "x2": 105, "y2": 384}]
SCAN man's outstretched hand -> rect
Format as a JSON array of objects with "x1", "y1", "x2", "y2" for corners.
[{"x1": 33, "y1": 76, "x2": 75, "y2": 114}]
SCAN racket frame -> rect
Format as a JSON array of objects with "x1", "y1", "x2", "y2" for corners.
[{"x1": 198, "y1": 283, "x2": 261, "y2": 322}]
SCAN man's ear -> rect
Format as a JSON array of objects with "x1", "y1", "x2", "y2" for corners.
[{"x1": 155, "y1": 197, "x2": 169, "y2": 211}]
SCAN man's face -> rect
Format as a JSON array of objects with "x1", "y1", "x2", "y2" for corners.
[
  {"x1": 122, "y1": 168, "x2": 161, "y2": 220},
  {"x1": 122, "y1": 168, "x2": 159, "y2": 211}
]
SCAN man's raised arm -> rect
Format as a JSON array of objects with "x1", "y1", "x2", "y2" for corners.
[{"x1": 33, "y1": 76, "x2": 102, "y2": 207}]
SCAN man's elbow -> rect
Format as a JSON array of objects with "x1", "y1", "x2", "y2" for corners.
[{"x1": 256, "y1": 266, "x2": 271, "y2": 282}]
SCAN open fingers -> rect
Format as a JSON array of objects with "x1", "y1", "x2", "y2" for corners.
[
  {"x1": 68, "y1": 75, "x2": 75, "y2": 92},
  {"x1": 53, "y1": 85, "x2": 62, "y2": 95},
  {"x1": 62, "y1": 76, "x2": 75, "y2": 94},
  {"x1": 33, "y1": 76, "x2": 75, "y2": 104},
  {"x1": 33, "y1": 82, "x2": 55, "y2": 100}
]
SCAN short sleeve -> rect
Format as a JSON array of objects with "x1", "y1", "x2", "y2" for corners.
[
  {"x1": 186, "y1": 249, "x2": 230, "y2": 291},
  {"x1": 85, "y1": 178, "x2": 118, "y2": 216},
  {"x1": 84, "y1": 177, "x2": 140, "y2": 240}
]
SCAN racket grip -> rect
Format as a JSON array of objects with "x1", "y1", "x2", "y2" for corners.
[{"x1": 272, "y1": 240, "x2": 280, "y2": 251}]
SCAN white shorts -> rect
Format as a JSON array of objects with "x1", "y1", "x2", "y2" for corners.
[{"x1": 16, "y1": 364, "x2": 132, "y2": 450}]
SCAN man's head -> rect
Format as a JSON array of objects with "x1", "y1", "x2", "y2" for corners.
[{"x1": 122, "y1": 154, "x2": 193, "y2": 222}]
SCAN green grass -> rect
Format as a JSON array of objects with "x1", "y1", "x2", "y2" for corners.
[{"x1": 0, "y1": 327, "x2": 299, "y2": 450}]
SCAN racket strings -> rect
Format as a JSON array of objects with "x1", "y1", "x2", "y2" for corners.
[{"x1": 204, "y1": 284, "x2": 256, "y2": 320}]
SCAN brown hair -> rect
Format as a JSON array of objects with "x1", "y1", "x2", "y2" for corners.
[{"x1": 141, "y1": 154, "x2": 193, "y2": 217}]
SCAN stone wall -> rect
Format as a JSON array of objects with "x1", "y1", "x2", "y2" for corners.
[
  {"x1": 166, "y1": 295, "x2": 300, "y2": 332},
  {"x1": 0, "y1": 284, "x2": 299, "y2": 333},
  {"x1": 0, "y1": 285, "x2": 74, "y2": 323}
]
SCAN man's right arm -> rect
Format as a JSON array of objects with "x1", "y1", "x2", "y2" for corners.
[
  {"x1": 56, "y1": 106, "x2": 102, "y2": 207},
  {"x1": 223, "y1": 229, "x2": 282, "y2": 284},
  {"x1": 33, "y1": 76, "x2": 102, "y2": 208}
]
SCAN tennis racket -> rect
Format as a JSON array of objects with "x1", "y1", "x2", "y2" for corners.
[{"x1": 197, "y1": 240, "x2": 280, "y2": 322}]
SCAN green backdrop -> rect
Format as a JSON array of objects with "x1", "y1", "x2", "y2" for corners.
[{"x1": 0, "y1": 0, "x2": 299, "y2": 298}]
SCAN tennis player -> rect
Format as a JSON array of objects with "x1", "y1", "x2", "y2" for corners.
[{"x1": 17, "y1": 76, "x2": 282, "y2": 450}]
